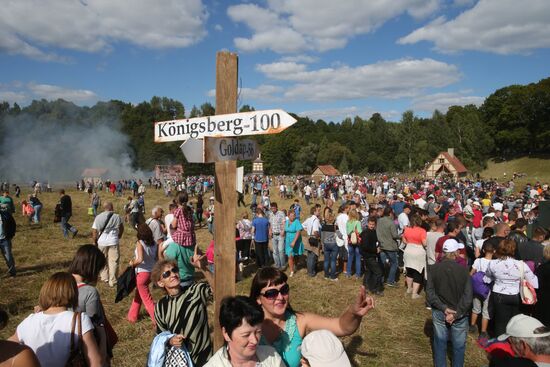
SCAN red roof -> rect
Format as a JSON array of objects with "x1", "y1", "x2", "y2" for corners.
[
  {"x1": 314, "y1": 165, "x2": 341, "y2": 176},
  {"x1": 441, "y1": 152, "x2": 467, "y2": 173}
]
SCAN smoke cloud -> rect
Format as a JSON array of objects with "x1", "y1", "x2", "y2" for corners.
[{"x1": 0, "y1": 114, "x2": 147, "y2": 183}]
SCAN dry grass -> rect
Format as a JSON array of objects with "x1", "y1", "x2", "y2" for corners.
[
  {"x1": 481, "y1": 157, "x2": 550, "y2": 188},
  {"x1": 0, "y1": 187, "x2": 488, "y2": 366}
]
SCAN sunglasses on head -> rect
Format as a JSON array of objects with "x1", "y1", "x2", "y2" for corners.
[
  {"x1": 161, "y1": 267, "x2": 179, "y2": 279},
  {"x1": 260, "y1": 283, "x2": 290, "y2": 299}
]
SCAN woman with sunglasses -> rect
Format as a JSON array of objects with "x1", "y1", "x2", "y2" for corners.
[
  {"x1": 152, "y1": 256, "x2": 214, "y2": 366},
  {"x1": 205, "y1": 296, "x2": 285, "y2": 367},
  {"x1": 250, "y1": 267, "x2": 375, "y2": 367}
]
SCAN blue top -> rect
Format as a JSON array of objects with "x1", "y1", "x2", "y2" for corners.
[
  {"x1": 252, "y1": 216, "x2": 270, "y2": 242},
  {"x1": 284, "y1": 219, "x2": 303, "y2": 256},
  {"x1": 260, "y1": 310, "x2": 303, "y2": 367}
]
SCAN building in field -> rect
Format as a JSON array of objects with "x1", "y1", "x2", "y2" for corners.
[
  {"x1": 154, "y1": 165, "x2": 184, "y2": 181},
  {"x1": 311, "y1": 165, "x2": 341, "y2": 181},
  {"x1": 425, "y1": 148, "x2": 468, "y2": 180}
]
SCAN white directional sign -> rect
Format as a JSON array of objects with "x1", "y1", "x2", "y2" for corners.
[
  {"x1": 180, "y1": 137, "x2": 260, "y2": 163},
  {"x1": 155, "y1": 109, "x2": 296, "y2": 142}
]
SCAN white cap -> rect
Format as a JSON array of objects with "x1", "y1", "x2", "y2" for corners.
[
  {"x1": 497, "y1": 314, "x2": 550, "y2": 341},
  {"x1": 473, "y1": 201, "x2": 481, "y2": 207},
  {"x1": 442, "y1": 239, "x2": 464, "y2": 253},
  {"x1": 483, "y1": 213, "x2": 495, "y2": 218},
  {"x1": 300, "y1": 330, "x2": 351, "y2": 367},
  {"x1": 397, "y1": 194, "x2": 404, "y2": 199},
  {"x1": 209, "y1": 196, "x2": 215, "y2": 201}
]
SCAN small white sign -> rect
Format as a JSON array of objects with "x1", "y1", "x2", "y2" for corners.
[{"x1": 180, "y1": 137, "x2": 260, "y2": 163}]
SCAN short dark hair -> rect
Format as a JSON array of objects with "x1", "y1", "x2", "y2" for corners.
[
  {"x1": 219, "y1": 296, "x2": 264, "y2": 339},
  {"x1": 368, "y1": 216, "x2": 377, "y2": 223},
  {"x1": 250, "y1": 267, "x2": 287, "y2": 301},
  {"x1": 68, "y1": 244, "x2": 106, "y2": 283},
  {"x1": 270, "y1": 202, "x2": 278, "y2": 208},
  {"x1": 515, "y1": 218, "x2": 528, "y2": 229},
  {"x1": 447, "y1": 221, "x2": 460, "y2": 233}
]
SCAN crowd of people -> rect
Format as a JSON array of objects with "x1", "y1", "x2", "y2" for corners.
[{"x1": 1, "y1": 173, "x2": 550, "y2": 367}]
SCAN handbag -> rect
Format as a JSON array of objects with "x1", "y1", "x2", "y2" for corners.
[
  {"x1": 520, "y1": 261, "x2": 537, "y2": 305},
  {"x1": 65, "y1": 312, "x2": 87, "y2": 367},
  {"x1": 164, "y1": 346, "x2": 194, "y2": 367},
  {"x1": 471, "y1": 271, "x2": 491, "y2": 300}
]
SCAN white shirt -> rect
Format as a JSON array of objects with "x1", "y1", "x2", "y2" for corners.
[
  {"x1": 472, "y1": 257, "x2": 491, "y2": 273},
  {"x1": 335, "y1": 213, "x2": 349, "y2": 247},
  {"x1": 17, "y1": 311, "x2": 94, "y2": 367},
  {"x1": 92, "y1": 211, "x2": 122, "y2": 247},
  {"x1": 302, "y1": 215, "x2": 320, "y2": 236},
  {"x1": 484, "y1": 258, "x2": 539, "y2": 295},
  {"x1": 304, "y1": 185, "x2": 312, "y2": 196},
  {"x1": 397, "y1": 212, "x2": 410, "y2": 232}
]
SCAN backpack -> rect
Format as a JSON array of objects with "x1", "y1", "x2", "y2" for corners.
[
  {"x1": 0, "y1": 210, "x2": 16, "y2": 239},
  {"x1": 349, "y1": 227, "x2": 360, "y2": 245},
  {"x1": 471, "y1": 271, "x2": 491, "y2": 300}
]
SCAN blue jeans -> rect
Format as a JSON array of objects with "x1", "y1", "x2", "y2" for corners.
[
  {"x1": 271, "y1": 235, "x2": 286, "y2": 268},
  {"x1": 33, "y1": 204, "x2": 42, "y2": 223},
  {"x1": 0, "y1": 238, "x2": 16, "y2": 276},
  {"x1": 432, "y1": 309, "x2": 468, "y2": 367},
  {"x1": 346, "y1": 245, "x2": 362, "y2": 276},
  {"x1": 380, "y1": 250, "x2": 398, "y2": 284},
  {"x1": 92, "y1": 204, "x2": 98, "y2": 217},
  {"x1": 323, "y1": 242, "x2": 338, "y2": 279},
  {"x1": 60, "y1": 215, "x2": 77, "y2": 238}
]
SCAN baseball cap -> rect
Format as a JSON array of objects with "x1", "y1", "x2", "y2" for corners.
[
  {"x1": 300, "y1": 330, "x2": 351, "y2": 367},
  {"x1": 397, "y1": 193, "x2": 404, "y2": 199},
  {"x1": 442, "y1": 239, "x2": 464, "y2": 253},
  {"x1": 497, "y1": 314, "x2": 550, "y2": 341}
]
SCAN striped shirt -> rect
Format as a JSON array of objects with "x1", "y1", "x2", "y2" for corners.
[
  {"x1": 172, "y1": 207, "x2": 196, "y2": 247},
  {"x1": 155, "y1": 282, "x2": 213, "y2": 366}
]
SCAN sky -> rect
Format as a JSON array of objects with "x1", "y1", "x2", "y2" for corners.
[{"x1": 1, "y1": 0, "x2": 549, "y2": 123}]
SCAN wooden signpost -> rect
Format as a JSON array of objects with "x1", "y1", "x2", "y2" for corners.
[{"x1": 154, "y1": 51, "x2": 296, "y2": 349}]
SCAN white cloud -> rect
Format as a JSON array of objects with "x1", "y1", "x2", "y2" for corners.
[
  {"x1": 256, "y1": 58, "x2": 461, "y2": 101},
  {"x1": 279, "y1": 55, "x2": 318, "y2": 64},
  {"x1": 411, "y1": 91, "x2": 484, "y2": 113},
  {"x1": 228, "y1": 0, "x2": 440, "y2": 53},
  {"x1": 214, "y1": 24, "x2": 223, "y2": 31},
  {"x1": 0, "y1": 82, "x2": 99, "y2": 105},
  {"x1": 239, "y1": 85, "x2": 283, "y2": 102},
  {"x1": 0, "y1": 0, "x2": 208, "y2": 61},
  {"x1": 398, "y1": 0, "x2": 550, "y2": 54}
]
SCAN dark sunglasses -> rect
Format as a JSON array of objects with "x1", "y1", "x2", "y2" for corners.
[
  {"x1": 161, "y1": 267, "x2": 179, "y2": 279},
  {"x1": 261, "y1": 284, "x2": 290, "y2": 299}
]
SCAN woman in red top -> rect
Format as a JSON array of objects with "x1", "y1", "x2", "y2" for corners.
[{"x1": 402, "y1": 214, "x2": 427, "y2": 299}]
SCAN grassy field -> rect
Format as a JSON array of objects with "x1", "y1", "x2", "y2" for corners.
[
  {"x1": 480, "y1": 157, "x2": 550, "y2": 188},
  {"x1": 0, "y1": 186, "x2": 488, "y2": 366}
]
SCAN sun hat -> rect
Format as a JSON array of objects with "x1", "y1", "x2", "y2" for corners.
[
  {"x1": 497, "y1": 314, "x2": 550, "y2": 341},
  {"x1": 300, "y1": 330, "x2": 351, "y2": 367},
  {"x1": 442, "y1": 239, "x2": 464, "y2": 253}
]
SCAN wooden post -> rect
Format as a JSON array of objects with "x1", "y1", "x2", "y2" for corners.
[{"x1": 213, "y1": 51, "x2": 238, "y2": 349}]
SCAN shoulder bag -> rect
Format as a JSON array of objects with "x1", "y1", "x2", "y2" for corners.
[
  {"x1": 65, "y1": 312, "x2": 87, "y2": 367},
  {"x1": 520, "y1": 261, "x2": 537, "y2": 305}
]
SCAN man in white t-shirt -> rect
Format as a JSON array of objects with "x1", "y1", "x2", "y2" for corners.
[
  {"x1": 397, "y1": 204, "x2": 411, "y2": 234},
  {"x1": 335, "y1": 203, "x2": 350, "y2": 273},
  {"x1": 92, "y1": 202, "x2": 124, "y2": 287},
  {"x1": 302, "y1": 206, "x2": 321, "y2": 277}
]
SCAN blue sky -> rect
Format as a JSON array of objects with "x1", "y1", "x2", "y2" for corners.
[{"x1": 1, "y1": 0, "x2": 549, "y2": 122}]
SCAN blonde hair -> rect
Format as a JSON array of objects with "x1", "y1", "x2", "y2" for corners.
[
  {"x1": 38, "y1": 272, "x2": 78, "y2": 310},
  {"x1": 348, "y1": 208, "x2": 359, "y2": 221}
]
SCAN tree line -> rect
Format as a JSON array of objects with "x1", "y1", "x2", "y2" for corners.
[{"x1": 1, "y1": 77, "x2": 549, "y2": 176}]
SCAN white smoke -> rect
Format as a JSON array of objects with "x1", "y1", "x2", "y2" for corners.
[{"x1": 0, "y1": 113, "x2": 147, "y2": 183}]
